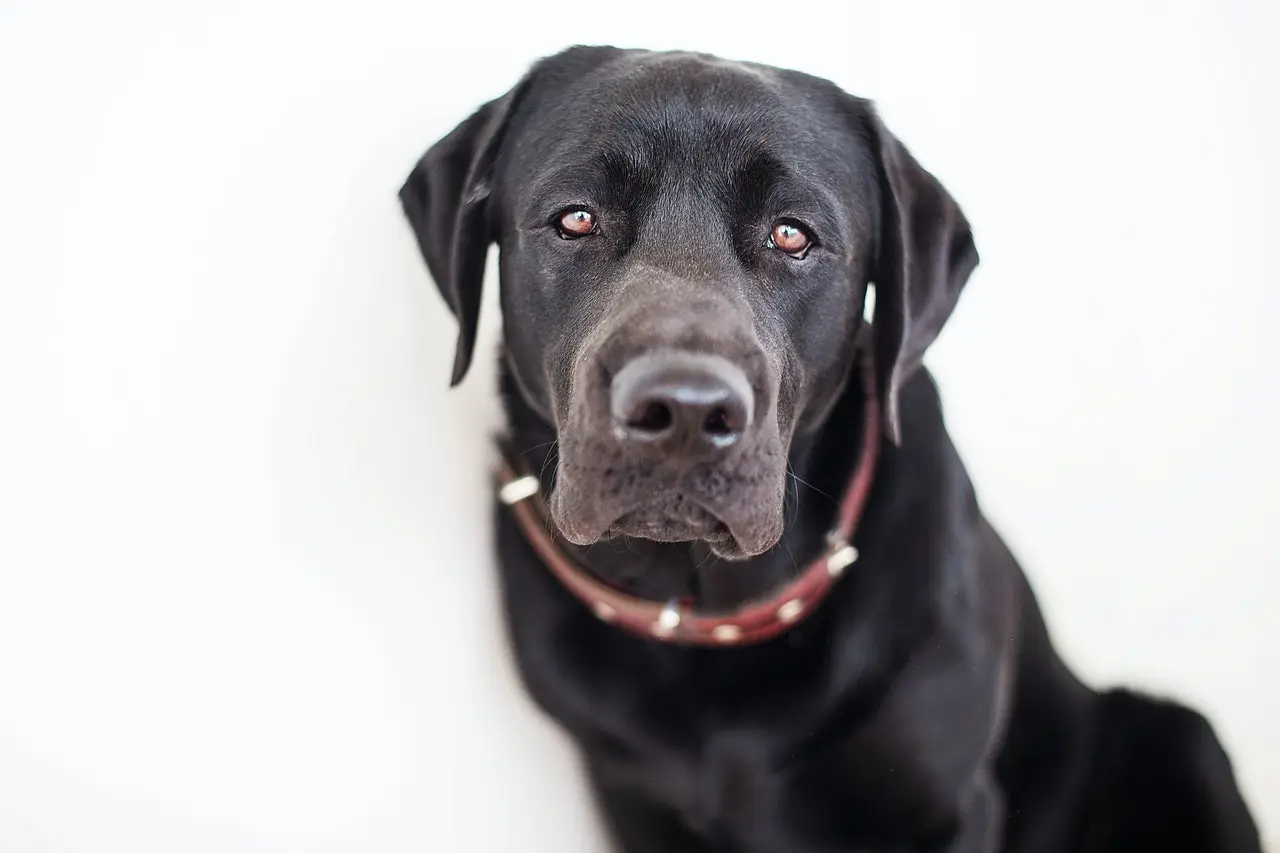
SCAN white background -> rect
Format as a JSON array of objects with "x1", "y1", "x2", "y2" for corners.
[{"x1": 1, "y1": 1, "x2": 1276, "y2": 850}]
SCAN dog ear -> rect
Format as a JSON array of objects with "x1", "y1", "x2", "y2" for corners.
[
  {"x1": 398, "y1": 85, "x2": 527, "y2": 386},
  {"x1": 865, "y1": 106, "x2": 979, "y2": 443}
]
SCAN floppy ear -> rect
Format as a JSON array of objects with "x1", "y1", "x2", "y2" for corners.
[
  {"x1": 398, "y1": 86, "x2": 526, "y2": 385},
  {"x1": 865, "y1": 106, "x2": 979, "y2": 443}
]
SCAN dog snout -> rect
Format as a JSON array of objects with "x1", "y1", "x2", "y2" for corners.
[{"x1": 610, "y1": 352, "x2": 755, "y2": 457}]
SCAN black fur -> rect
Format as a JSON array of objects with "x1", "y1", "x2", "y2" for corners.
[{"x1": 400, "y1": 46, "x2": 1260, "y2": 853}]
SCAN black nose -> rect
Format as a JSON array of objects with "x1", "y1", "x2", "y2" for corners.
[{"x1": 610, "y1": 352, "x2": 755, "y2": 455}]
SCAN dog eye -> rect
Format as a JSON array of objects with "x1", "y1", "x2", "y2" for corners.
[
  {"x1": 767, "y1": 219, "x2": 814, "y2": 258},
  {"x1": 555, "y1": 207, "x2": 598, "y2": 239}
]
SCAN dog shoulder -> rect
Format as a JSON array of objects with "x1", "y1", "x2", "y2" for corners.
[{"x1": 1075, "y1": 688, "x2": 1261, "y2": 853}]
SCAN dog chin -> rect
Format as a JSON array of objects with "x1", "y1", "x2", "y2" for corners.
[
  {"x1": 607, "y1": 506, "x2": 732, "y2": 547},
  {"x1": 550, "y1": 465, "x2": 787, "y2": 560},
  {"x1": 559, "y1": 502, "x2": 783, "y2": 561}
]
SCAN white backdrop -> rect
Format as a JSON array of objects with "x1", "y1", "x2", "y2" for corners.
[{"x1": 1, "y1": 1, "x2": 1276, "y2": 850}]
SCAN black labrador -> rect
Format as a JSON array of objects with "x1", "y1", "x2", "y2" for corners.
[{"x1": 399, "y1": 46, "x2": 1261, "y2": 853}]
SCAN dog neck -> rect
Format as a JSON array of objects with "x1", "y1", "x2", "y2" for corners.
[{"x1": 496, "y1": 350, "x2": 876, "y2": 614}]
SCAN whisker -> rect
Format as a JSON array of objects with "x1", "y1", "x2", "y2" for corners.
[
  {"x1": 536, "y1": 442, "x2": 560, "y2": 537},
  {"x1": 696, "y1": 547, "x2": 718, "y2": 570},
  {"x1": 783, "y1": 466, "x2": 804, "y2": 535},
  {"x1": 537, "y1": 440, "x2": 560, "y2": 482},
  {"x1": 788, "y1": 467, "x2": 836, "y2": 504},
  {"x1": 519, "y1": 439, "x2": 559, "y2": 458},
  {"x1": 780, "y1": 534, "x2": 801, "y2": 579}
]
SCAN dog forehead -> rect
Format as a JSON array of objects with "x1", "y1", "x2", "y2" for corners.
[
  {"x1": 545, "y1": 49, "x2": 790, "y2": 114},
  {"x1": 507, "y1": 50, "x2": 839, "y2": 172},
  {"x1": 600, "y1": 50, "x2": 786, "y2": 105}
]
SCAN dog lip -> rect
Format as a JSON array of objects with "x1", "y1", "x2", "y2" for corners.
[
  {"x1": 551, "y1": 479, "x2": 741, "y2": 551},
  {"x1": 702, "y1": 499, "x2": 786, "y2": 560},
  {"x1": 606, "y1": 509, "x2": 732, "y2": 545},
  {"x1": 593, "y1": 499, "x2": 779, "y2": 562},
  {"x1": 553, "y1": 497, "x2": 781, "y2": 558},
  {"x1": 550, "y1": 439, "x2": 789, "y2": 557},
  {"x1": 548, "y1": 481, "x2": 620, "y2": 547}
]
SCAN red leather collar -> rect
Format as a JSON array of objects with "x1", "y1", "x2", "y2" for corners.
[{"x1": 495, "y1": 349, "x2": 880, "y2": 647}]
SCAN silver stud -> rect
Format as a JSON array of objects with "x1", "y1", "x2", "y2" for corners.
[
  {"x1": 498, "y1": 475, "x2": 540, "y2": 505},
  {"x1": 592, "y1": 601, "x2": 617, "y2": 622},
  {"x1": 776, "y1": 599, "x2": 805, "y2": 623},
  {"x1": 712, "y1": 624, "x2": 742, "y2": 643},
  {"x1": 827, "y1": 543, "x2": 859, "y2": 577},
  {"x1": 652, "y1": 601, "x2": 681, "y2": 637}
]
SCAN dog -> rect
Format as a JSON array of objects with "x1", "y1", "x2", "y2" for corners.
[{"x1": 399, "y1": 45, "x2": 1261, "y2": 853}]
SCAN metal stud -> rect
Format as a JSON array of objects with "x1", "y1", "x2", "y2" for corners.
[
  {"x1": 776, "y1": 599, "x2": 805, "y2": 623},
  {"x1": 592, "y1": 601, "x2": 617, "y2": 622},
  {"x1": 826, "y1": 543, "x2": 859, "y2": 577},
  {"x1": 712, "y1": 624, "x2": 742, "y2": 643},
  {"x1": 652, "y1": 601, "x2": 681, "y2": 637},
  {"x1": 498, "y1": 475, "x2": 540, "y2": 505}
]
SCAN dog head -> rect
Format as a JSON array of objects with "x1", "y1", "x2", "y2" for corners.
[{"x1": 401, "y1": 46, "x2": 977, "y2": 559}]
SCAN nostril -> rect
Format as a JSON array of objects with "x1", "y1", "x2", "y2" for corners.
[
  {"x1": 628, "y1": 400, "x2": 674, "y2": 435},
  {"x1": 701, "y1": 403, "x2": 746, "y2": 448},
  {"x1": 702, "y1": 407, "x2": 734, "y2": 437},
  {"x1": 610, "y1": 352, "x2": 756, "y2": 452}
]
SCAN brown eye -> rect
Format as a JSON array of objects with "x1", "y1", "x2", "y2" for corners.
[
  {"x1": 556, "y1": 208, "x2": 597, "y2": 238},
  {"x1": 769, "y1": 220, "x2": 813, "y2": 257}
]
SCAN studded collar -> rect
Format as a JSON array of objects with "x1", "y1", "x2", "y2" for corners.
[{"x1": 494, "y1": 343, "x2": 880, "y2": 647}]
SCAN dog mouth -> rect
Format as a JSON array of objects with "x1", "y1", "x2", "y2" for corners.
[
  {"x1": 549, "y1": 414, "x2": 790, "y2": 560},
  {"x1": 550, "y1": 472, "x2": 784, "y2": 560},
  {"x1": 605, "y1": 502, "x2": 734, "y2": 547}
]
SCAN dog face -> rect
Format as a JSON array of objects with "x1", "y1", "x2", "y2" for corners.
[{"x1": 402, "y1": 46, "x2": 977, "y2": 559}]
